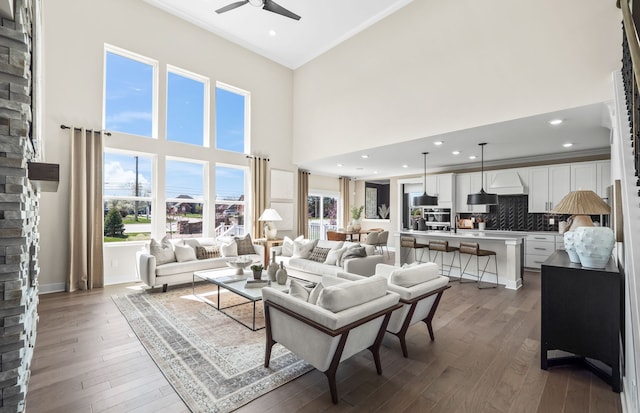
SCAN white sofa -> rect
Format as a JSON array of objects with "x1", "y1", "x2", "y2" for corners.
[
  {"x1": 263, "y1": 275, "x2": 401, "y2": 404},
  {"x1": 271, "y1": 238, "x2": 383, "y2": 283},
  {"x1": 136, "y1": 236, "x2": 263, "y2": 291}
]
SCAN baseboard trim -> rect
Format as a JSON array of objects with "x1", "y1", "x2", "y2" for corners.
[{"x1": 39, "y1": 283, "x2": 65, "y2": 294}]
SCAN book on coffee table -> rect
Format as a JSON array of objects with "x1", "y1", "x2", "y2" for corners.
[{"x1": 244, "y1": 279, "x2": 270, "y2": 289}]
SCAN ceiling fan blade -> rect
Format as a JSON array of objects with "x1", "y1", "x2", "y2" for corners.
[
  {"x1": 262, "y1": 0, "x2": 301, "y2": 20},
  {"x1": 215, "y1": 0, "x2": 249, "y2": 14}
]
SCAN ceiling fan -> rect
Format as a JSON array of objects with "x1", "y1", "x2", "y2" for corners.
[{"x1": 216, "y1": 0, "x2": 301, "y2": 21}]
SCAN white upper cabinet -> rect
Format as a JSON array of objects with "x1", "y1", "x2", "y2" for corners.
[
  {"x1": 455, "y1": 173, "x2": 488, "y2": 213},
  {"x1": 596, "y1": 160, "x2": 611, "y2": 198},
  {"x1": 571, "y1": 162, "x2": 597, "y2": 192},
  {"x1": 528, "y1": 165, "x2": 571, "y2": 213},
  {"x1": 437, "y1": 174, "x2": 453, "y2": 205}
]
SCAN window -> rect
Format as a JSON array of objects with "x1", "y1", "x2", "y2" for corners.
[
  {"x1": 166, "y1": 160, "x2": 204, "y2": 239},
  {"x1": 215, "y1": 165, "x2": 246, "y2": 237},
  {"x1": 104, "y1": 48, "x2": 155, "y2": 137},
  {"x1": 103, "y1": 152, "x2": 153, "y2": 242},
  {"x1": 215, "y1": 83, "x2": 249, "y2": 153},
  {"x1": 308, "y1": 193, "x2": 338, "y2": 240},
  {"x1": 166, "y1": 67, "x2": 207, "y2": 146}
]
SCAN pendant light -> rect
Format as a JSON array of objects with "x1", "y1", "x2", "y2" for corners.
[
  {"x1": 413, "y1": 152, "x2": 438, "y2": 206},
  {"x1": 467, "y1": 142, "x2": 499, "y2": 205}
]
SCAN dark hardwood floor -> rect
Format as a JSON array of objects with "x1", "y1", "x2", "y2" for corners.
[{"x1": 26, "y1": 258, "x2": 622, "y2": 412}]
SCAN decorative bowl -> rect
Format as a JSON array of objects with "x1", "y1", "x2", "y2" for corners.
[{"x1": 226, "y1": 257, "x2": 253, "y2": 275}]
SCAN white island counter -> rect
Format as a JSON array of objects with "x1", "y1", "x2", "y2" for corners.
[{"x1": 395, "y1": 230, "x2": 526, "y2": 290}]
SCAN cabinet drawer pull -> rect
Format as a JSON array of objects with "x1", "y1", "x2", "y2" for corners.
[
  {"x1": 534, "y1": 247, "x2": 547, "y2": 251},
  {"x1": 533, "y1": 237, "x2": 546, "y2": 240},
  {"x1": 534, "y1": 261, "x2": 544, "y2": 264}
]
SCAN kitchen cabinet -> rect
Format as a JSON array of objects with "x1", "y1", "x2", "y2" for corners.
[
  {"x1": 528, "y1": 165, "x2": 571, "y2": 213},
  {"x1": 524, "y1": 233, "x2": 556, "y2": 269},
  {"x1": 426, "y1": 173, "x2": 453, "y2": 208},
  {"x1": 597, "y1": 160, "x2": 611, "y2": 198},
  {"x1": 571, "y1": 162, "x2": 597, "y2": 192},
  {"x1": 455, "y1": 173, "x2": 488, "y2": 213}
]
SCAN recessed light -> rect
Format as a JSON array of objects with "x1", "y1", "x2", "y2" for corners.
[
  {"x1": 361, "y1": 154, "x2": 369, "y2": 159},
  {"x1": 373, "y1": 171, "x2": 378, "y2": 174},
  {"x1": 402, "y1": 164, "x2": 409, "y2": 168},
  {"x1": 469, "y1": 155, "x2": 477, "y2": 160},
  {"x1": 563, "y1": 143, "x2": 573, "y2": 148},
  {"x1": 452, "y1": 151, "x2": 460, "y2": 155},
  {"x1": 268, "y1": 29, "x2": 276, "y2": 37},
  {"x1": 434, "y1": 141, "x2": 443, "y2": 146},
  {"x1": 337, "y1": 163, "x2": 343, "y2": 167},
  {"x1": 549, "y1": 119, "x2": 563, "y2": 125}
]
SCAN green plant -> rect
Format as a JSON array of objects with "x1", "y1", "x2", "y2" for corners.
[
  {"x1": 104, "y1": 209, "x2": 126, "y2": 238},
  {"x1": 250, "y1": 264, "x2": 263, "y2": 272},
  {"x1": 350, "y1": 205, "x2": 364, "y2": 220}
]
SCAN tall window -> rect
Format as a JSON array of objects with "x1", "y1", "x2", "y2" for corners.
[
  {"x1": 103, "y1": 152, "x2": 153, "y2": 242},
  {"x1": 166, "y1": 160, "x2": 204, "y2": 239},
  {"x1": 215, "y1": 165, "x2": 246, "y2": 236},
  {"x1": 308, "y1": 193, "x2": 338, "y2": 240},
  {"x1": 215, "y1": 83, "x2": 249, "y2": 153},
  {"x1": 166, "y1": 67, "x2": 207, "y2": 146},
  {"x1": 104, "y1": 48, "x2": 155, "y2": 137}
]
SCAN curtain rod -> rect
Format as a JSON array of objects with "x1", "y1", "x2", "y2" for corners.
[
  {"x1": 60, "y1": 124, "x2": 112, "y2": 136},
  {"x1": 246, "y1": 155, "x2": 270, "y2": 161}
]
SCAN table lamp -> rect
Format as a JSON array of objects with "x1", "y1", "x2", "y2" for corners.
[
  {"x1": 551, "y1": 190, "x2": 610, "y2": 230},
  {"x1": 258, "y1": 208, "x2": 283, "y2": 240}
]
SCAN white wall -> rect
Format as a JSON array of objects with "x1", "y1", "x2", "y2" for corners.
[
  {"x1": 39, "y1": 0, "x2": 294, "y2": 292},
  {"x1": 292, "y1": 0, "x2": 621, "y2": 166}
]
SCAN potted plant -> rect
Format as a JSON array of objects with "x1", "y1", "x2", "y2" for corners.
[
  {"x1": 476, "y1": 216, "x2": 486, "y2": 231},
  {"x1": 350, "y1": 205, "x2": 364, "y2": 231},
  {"x1": 250, "y1": 264, "x2": 263, "y2": 280}
]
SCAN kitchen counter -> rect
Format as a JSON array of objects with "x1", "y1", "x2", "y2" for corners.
[{"x1": 395, "y1": 230, "x2": 524, "y2": 290}]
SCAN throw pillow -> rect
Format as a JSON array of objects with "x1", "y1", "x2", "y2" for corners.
[
  {"x1": 174, "y1": 244, "x2": 197, "y2": 262},
  {"x1": 363, "y1": 244, "x2": 376, "y2": 256},
  {"x1": 317, "y1": 276, "x2": 387, "y2": 313},
  {"x1": 281, "y1": 235, "x2": 303, "y2": 257},
  {"x1": 390, "y1": 263, "x2": 440, "y2": 288},
  {"x1": 309, "y1": 246, "x2": 331, "y2": 263},
  {"x1": 220, "y1": 241, "x2": 238, "y2": 257},
  {"x1": 339, "y1": 245, "x2": 367, "y2": 266},
  {"x1": 289, "y1": 279, "x2": 312, "y2": 301},
  {"x1": 182, "y1": 238, "x2": 201, "y2": 249},
  {"x1": 292, "y1": 239, "x2": 318, "y2": 259},
  {"x1": 195, "y1": 245, "x2": 220, "y2": 259},
  {"x1": 309, "y1": 276, "x2": 348, "y2": 305},
  {"x1": 235, "y1": 234, "x2": 255, "y2": 256},
  {"x1": 149, "y1": 236, "x2": 176, "y2": 265},
  {"x1": 308, "y1": 282, "x2": 323, "y2": 304},
  {"x1": 324, "y1": 246, "x2": 346, "y2": 266}
]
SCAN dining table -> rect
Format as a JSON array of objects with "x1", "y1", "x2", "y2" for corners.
[{"x1": 333, "y1": 229, "x2": 374, "y2": 242}]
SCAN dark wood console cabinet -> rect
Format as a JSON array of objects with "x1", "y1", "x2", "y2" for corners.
[{"x1": 541, "y1": 250, "x2": 622, "y2": 392}]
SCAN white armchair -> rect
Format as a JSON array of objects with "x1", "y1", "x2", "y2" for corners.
[
  {"x1": 262, "y1": 276, "x2": 400, "y2": 404},
  {"x1": 341, "y1": 263, "x2": 450, "y2": 357}
]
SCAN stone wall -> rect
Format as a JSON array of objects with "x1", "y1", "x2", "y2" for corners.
[{"x1": 0, "y1": 0, "x2": 40, "y2": 411}]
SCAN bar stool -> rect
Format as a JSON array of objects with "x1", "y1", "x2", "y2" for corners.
[
  {"x1": 458, "y1": 241, "x2": 498, "y2": 289},
  {"x1": 400, "y1": 236, "x2": 429, "y2": 264},
  {"x1": 428, "y1": 240, "x2": 459, "y2": 277}
]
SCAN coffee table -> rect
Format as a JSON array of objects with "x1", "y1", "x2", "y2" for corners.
[{"x1": 193, "y1": 268, "x2": 290, "y2": 331}]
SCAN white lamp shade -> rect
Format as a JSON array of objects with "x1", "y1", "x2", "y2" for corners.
[{"x1": 258, "y1": 208, "x2": 282, "y2": 221}]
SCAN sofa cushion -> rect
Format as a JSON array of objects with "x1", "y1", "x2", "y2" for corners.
[
  {"x1": 309, "y1": 247, "x2": 331, "y2": 263},
  {"x1": 220, "y1": 241, "x2": 238, "y2": 257},
  {"x1": 150, "y1": 236, "x2": 176, "y2": 265},
  {"x1": 155, "y1": 257, "x2": 229, "y2": 276},
  {"x1": 324, "y1": 246, "x2": 346, "y2": 266},
  {"x1": 281, "y1": 235, "x2": 303, "y2": 257},
  {"x1": 174, "y1": 244, "x2": 197, "y2": 262},
  {"x1": 340, "y1": 245, "x2": 366, "y2": 266},
  {"x1": 389, "y1": 262, "x2": 440, "y2": 288},
  {"x1": 196, "y1": 245, "x2": 220, "y2": 260},
  {"x1": 182, "y1": 237, "x2": 217, "y2": 249},
  {"x1": 317, "y1": 276, "x2": 388, "y2": 313},
  {"x1": 292, "y1": 239, "x2": 318, "y2": 259},
  {"x1": 235, "y1": 234, "x2": 255, "y2": 256},
  {"x1": 288, "y1": 258, "x2": 341, "y2": 276},
  {"x1": 289, "y1": 279, "x2": 313, "y2": 301},
  {"x1": 316, "y1": 240, "x2": 343, "y2": 250}
]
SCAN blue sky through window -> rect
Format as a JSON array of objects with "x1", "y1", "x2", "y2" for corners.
[
  {"x1": 103, "y1": 152, "x2": 152, "y2": 197},
  {"x1": 215, "y1": 166, "x2": 244, "y2": 201},
  {"x1": 166, "y1": 160, "x2": 203, "y2": 200},
  {"x1": 105, "y1": 52, "x2": 153, "y2": 137},
  {"x1": 167, "y1": 72, "x2": 205, "y2": 145},
  {"x1": 216, "y1": 87, "x2": 245, "y2": 153}
]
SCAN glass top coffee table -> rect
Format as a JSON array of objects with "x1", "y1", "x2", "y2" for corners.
[{"x1": 193, "y1": 268, "x2": 290, "y2": 331}]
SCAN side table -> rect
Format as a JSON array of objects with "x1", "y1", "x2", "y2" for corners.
[
  {"x1": 253, "y1": 238, "x2": 284, "y2": 266},
  {"x1": 540, "y1": 250, "x2": 622, "y2": 392}
]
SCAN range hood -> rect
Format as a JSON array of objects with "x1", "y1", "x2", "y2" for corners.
[{"x1": 489, "y1": 171, "x2": 527, "y2": 195}]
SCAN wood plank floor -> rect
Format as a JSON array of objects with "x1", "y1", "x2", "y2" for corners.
[{"x1": 26, "y1": 260, "x2": 622, "y2": 412}]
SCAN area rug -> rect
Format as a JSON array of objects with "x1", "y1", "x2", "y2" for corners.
[{"x1": 112, "y1": 284, "x2": 312, "y2": 413}]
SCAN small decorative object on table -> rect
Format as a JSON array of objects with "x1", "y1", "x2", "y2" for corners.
[
  {"x1": 574, "y1": 226, "x2": 615, "y2": 269},
  {"x1": 350, "y1": 205, "x2": 364, "y2": 232},
  {"x1": 245, "y1": 279, "x2": 270, "y2": 289},
  {"x1": 226, "y1": 257, "x2": 253, "y2": 275},
  {"x1": 276, "y1": 262, "x2": 288, "y2": 285},
  {"x1": 267, "y1": 250, "x2": 278, "y2": 281},
  {"x1": 477, "y1": 217, "x2": 486, "y2": 231},
  {"x1": 250, "y1": 264, "x2": 263, "y2": 280}
]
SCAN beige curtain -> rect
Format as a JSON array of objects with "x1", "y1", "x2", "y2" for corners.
[
  {"x1": 339, "y1": 176, "x2": 351, "y2": 229},
  {"x1": 297, "y1": 170, "x2": 310, "y2": 237},
  {"x1": 68, "y1": 128, "x2": 104, "y2": 291},
  {"x1": 250, "y1": 156, "x2": 269, "y2": 239}
]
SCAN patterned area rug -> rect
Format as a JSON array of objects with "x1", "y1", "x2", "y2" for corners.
[{"x1": 113, "y1": 284, "x2": 312, "y2": 413}]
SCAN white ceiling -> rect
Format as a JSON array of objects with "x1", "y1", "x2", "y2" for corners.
[
  {"x1": 143, "y1": 0, "x2": 414, "y2": 69},
  {"x1": 143, "y1": 0, "x2": 613, "y2": 181}
]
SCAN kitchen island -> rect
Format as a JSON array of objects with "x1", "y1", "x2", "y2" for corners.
[{"x1": 395, "y1": 230, "x2": 526, "y2": 290}]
